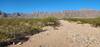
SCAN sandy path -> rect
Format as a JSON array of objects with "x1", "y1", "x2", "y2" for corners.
[{"x1": 9, "y1": 20, "x2": 100, "y2": 47}]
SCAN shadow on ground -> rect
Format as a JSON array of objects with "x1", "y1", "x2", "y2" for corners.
[{"x1": 0, "y1": 29, "x2": 46, "y2": 47}]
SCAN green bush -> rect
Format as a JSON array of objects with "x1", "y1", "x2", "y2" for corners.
[
  {"x1": 0, "y1": 17, "x2": 59, "y2": 42},
  {"x1": 64, "y1": 17, "x2": 100, "y2": 27},
  {"x1": 41, "y1": 16, "x2": 60, "y2": 27}
]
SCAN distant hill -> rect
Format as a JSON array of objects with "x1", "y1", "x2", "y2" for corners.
[
  {"x1": 0, "y1": 10, "x2": 100, "y2": 18},
  {"x1": 0, "y1": 11, "x2": 8, "y2": 17},
  {"x1": 64, "y1": 10, "x2": 100, "y2": 18}
]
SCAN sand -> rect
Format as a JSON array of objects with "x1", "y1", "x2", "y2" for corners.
[{"x1": 9, "y1": 20, "x2": 100, "y2": 47}]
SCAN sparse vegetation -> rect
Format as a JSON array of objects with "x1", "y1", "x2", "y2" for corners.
[
  {"x1": 0, "y1": 16, "x2": 59, "y2": 46},
  {"x1": 64, "y1": 17, "x2": 100, "y2": 27},
  {"x1": 41, "y1": 17, "x2": 60, "y2": 27}
]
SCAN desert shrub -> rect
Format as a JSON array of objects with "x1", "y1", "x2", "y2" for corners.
[
  {"x1": 91, "y1": 17, "x2": 100, "y2": 27},
  {"x1": 0, "y1": 18, "x2": 41, "y2": 42},
  {"x1": 0, "y1": 17, "x2": 59, "y2": 45},
  {"x1": 41, "y1": 16, "x2": 60, "y2": 27},
  {"x1": 64, "y1": 17, "x2": 100, "y2": 27},
  {"x1": 0, "y1": 32, "x2": 13, "y2": 41}
]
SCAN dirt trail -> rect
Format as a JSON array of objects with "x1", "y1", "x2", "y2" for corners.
[{"x1": 9, "y1": 20, "x2": 100, "y2": 47}]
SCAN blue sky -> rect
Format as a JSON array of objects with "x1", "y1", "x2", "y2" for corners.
[{"x1": 0, "y1": 0, "x2": 100, "y2": 13}]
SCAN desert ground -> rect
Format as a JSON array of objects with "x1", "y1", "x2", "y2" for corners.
[{"x1": 9, "y1": 20, "x2": 100, "y2": 47}]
